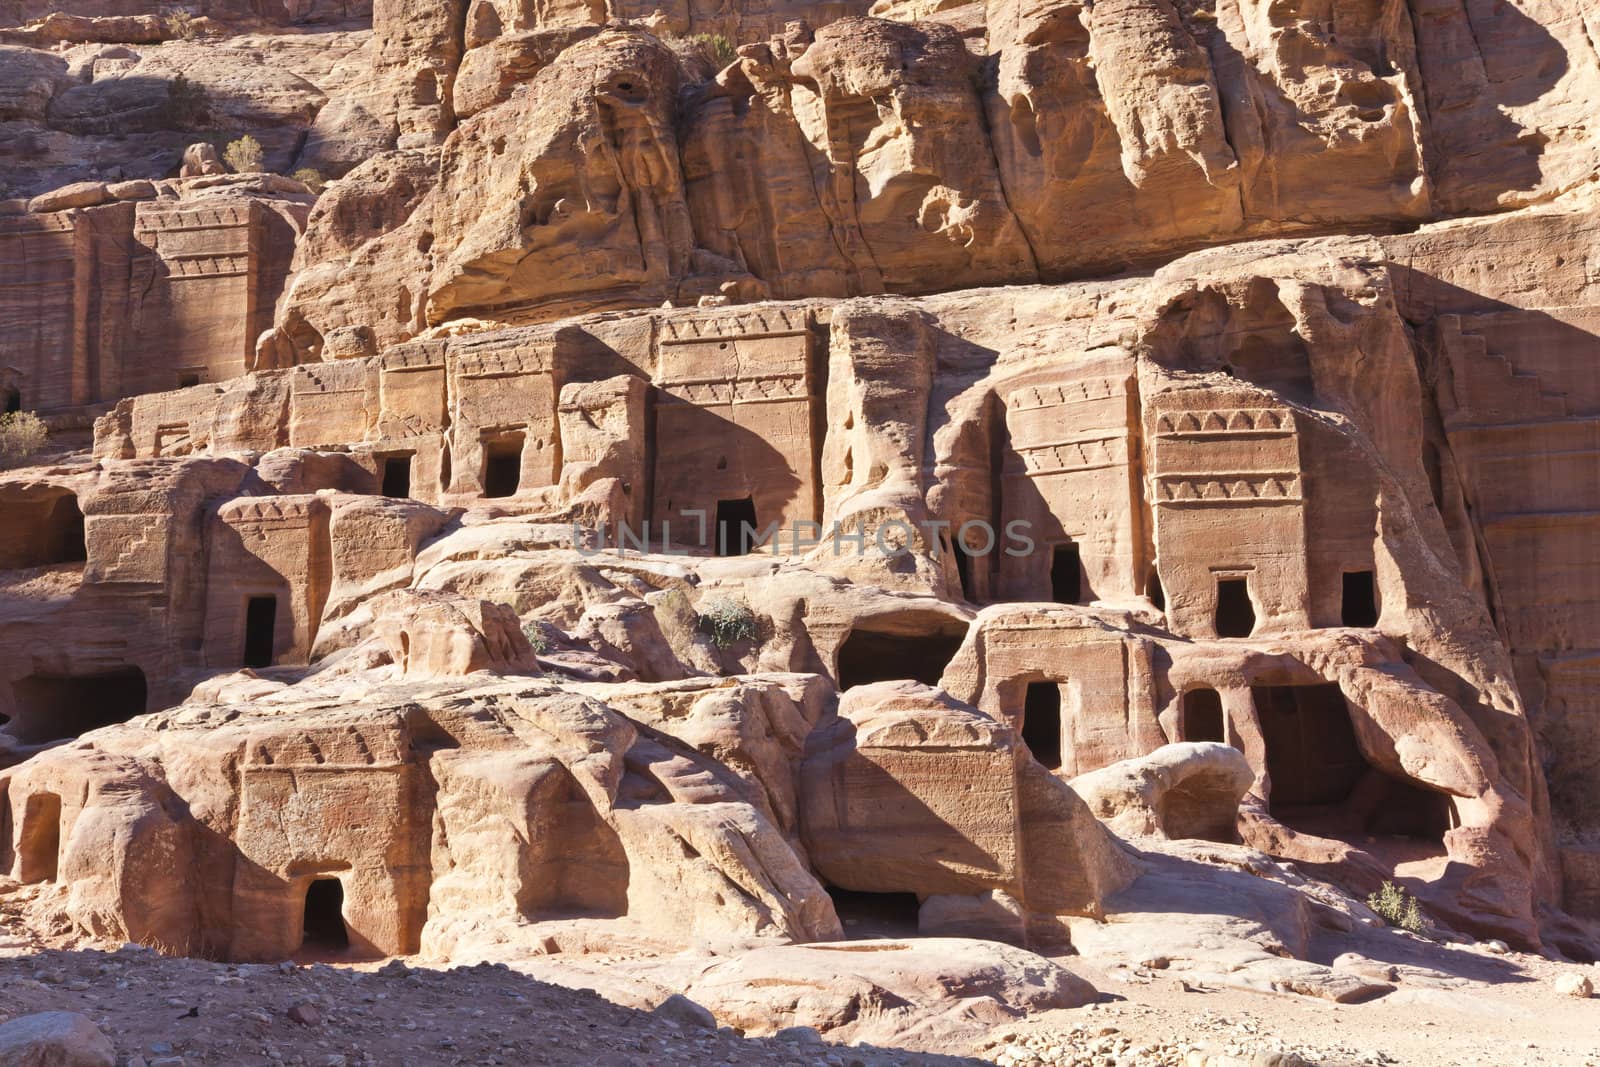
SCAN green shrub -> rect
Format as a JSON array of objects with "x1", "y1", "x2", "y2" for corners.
[
  {"x1": 690, "y1": 32, "x2": 737, "y2": 68},
  {"x1": 0, "y1": 411, "x2": 48, "y2": 469},
  {"x1": 521, "y1": 621, "x2": 550, "y2": 655},
  {"x1": 290, "y1": 167, "x2": 325, "y2": 193},
  {"x1": 1368, "y1": 881, "x2": 1425, "y2": 934},
  {"x1": 224, "y1": 135, "x2": 264, "y2": 173},
  {"x1": 161, "y1": 6, "x2": 199, "y2": 40},
  {"x1": 663, "y1": 30, "x2": 737, "y2": 74},
  {"x1": 698, "y1": 597, "x2": 759, "y2": 648}
]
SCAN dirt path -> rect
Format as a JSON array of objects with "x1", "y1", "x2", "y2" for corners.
[
  {"x1": 982, "y1": 951, "x2": 1600, "y2": 1067},
  {"x1": 0, "y1": 943, "x2": 992, "y2": 1067},
  {"x1": 4, "y1": 888, "x2": 1598, "y2": 1067}
]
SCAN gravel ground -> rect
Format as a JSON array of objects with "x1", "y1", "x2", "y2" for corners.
[{"x1": 0, "y1": 945, "x2": 985, "y2": 1067}]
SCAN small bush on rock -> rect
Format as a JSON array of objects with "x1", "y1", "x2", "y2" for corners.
[
  {"x1": 691, "y1": 33, "x2": 737, "y2": 68},
  {"x1": 224, "y1": 135, "x2": 264, "y2": 173},
  {"x1": 0, "y1": 411, "x2": 48, "y2": 469},
  {"x1": 291, "y1": 167, "x2": 326, "y2": 193},
  {"x1": 1368, "y1": 881, "x2": 1425, "y2": 934},
  {"x1": 162, "y1": 6, "x2": 199, "y2": 40},
  {"x1": 698, "y1": 597, "x2": 759, "y2": 648},
  {"x1": 521, "y1": 621, "x2": 551, "y2": 655},
  {"x1": 662, "y1": 31, "x2": 737, "y2": 79}
]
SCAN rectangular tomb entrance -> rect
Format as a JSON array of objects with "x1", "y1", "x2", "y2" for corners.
[
  {"x1": 1051, "y1": 544, "x2": 1083, "y2": 604},
  {"x1": 1215, "y1": 578, "x2": 1256, "y2": 638},
  {"x1": 714, "y1": 497, "x2": 760, "y2": 556},
  {"x1": 301, "y1": 877, "x2": 349, "y2": 952},
  {"x1": 1182, "y1": 688, "x2": 1226, "y2": 743},
  {"x1": 243, "y1": 596, "x2": 278, "y2": 668},
  {"x1": 380, "y1": 454, "x2": 413, "y2": 499},
  {"x1": 1022, "y1": 681, "x2": 1063, "y2": 769},
  {"x1": 481, "y1": 434, "x2": 524, "y2": 498},
  {"x1": 1342, "y1": 570, "x2": 1379, "y2": 627}
]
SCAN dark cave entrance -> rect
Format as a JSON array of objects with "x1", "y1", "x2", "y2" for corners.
[
  {"x1": 835, "y1": 624, "x2": 965, "y2": 690},
  {"x1": 0, "y1": 492, "x2": 87, "y2": 570},
  {"x1": 714, "y1": 497, "x2": 759, "y2": 556},
  {"x1": 302, "y1": 878, "x2": 349, "y2": 951},
  {"x1": 8, "y1": 669, "x2": 148, "y2": 744},
  {"x1": 243, "y1": 595, "x2": 278, "y2": 668},
  {"x1": 1256, "y1": 683, "x2": 1453, "y2": 844},
  {"x1": 2, "y1": 387, "x2": 20, "y2": 414},
  {"x1": 380, "y1": 453, "x2": 413, "y2": 499},
  {"x1": 1050, "y1": 543, "x2": 1082, "y2": 604},
  {"x1": 825, "y1": 885, "x2": 921, "y2": 938},
  {"x1": 1215, "y1": 577, "x2": 1256, "y2": 637},
  {"x1": 1257, "y1": 684, "x2": 1366, "y2": 808},
  {"x1": 481, "y1": 434, "x2": 523, "y2": 498},
  {"x1": 952, "y1": 533, "x2": 975, "y2": 602},
  {"x1": 1182, "y1": 688, "x2": 1226, "y2": 743},
  {"x1": 1021, "y1": 681, "x2": 1063, "y2": 770},
  {"x1": 1341, "y1": 570, "x2": 1379, "y2": 628},
  {"x1": 49, "y1": 495, "x2": 86, "y2": 564}
]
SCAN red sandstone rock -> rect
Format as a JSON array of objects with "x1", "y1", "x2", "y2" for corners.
[{"x1": 26, "y1": 181, "x2": 111, "y2": 213}]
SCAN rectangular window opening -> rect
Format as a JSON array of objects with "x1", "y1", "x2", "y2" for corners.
[
  {"x1": 1341, "y1": 570, "x2": 1379, "y2": 628},
  {"x1": 1051, "y1": 543, "x2": 1082, "y2": 604},
  {"x1": 381, "y1": 454, "x2": 413, "y2": 499},
  {"x1": 1215, "y1": 577, "x2": 1256, "y2": 638}
]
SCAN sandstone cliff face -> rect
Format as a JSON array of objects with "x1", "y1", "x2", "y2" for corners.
[
  {"x1": 259, "y1": 0, "x2": 1600, "y2": 361},
  {"x1": 430, "y1": 32, "x2": 697, "y2": 324},
  {"x1": 691, "y1": 18, "x2": 1035, "y2": 297},
  {"x1": 8, "y1": 0, "x2": 1600, "y2": 987},
  {"x1": 12, "y1": 0, "x2": 1592, "y2": 367}
]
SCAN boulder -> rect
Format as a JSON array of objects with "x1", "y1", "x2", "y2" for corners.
[
  {"x1": 180, "y1": 143, "x2": 226, "y2": 177},
  {"x1": 10, "y1": 12, "x2": 167, "y2": 45},
  {"x1": 683, "y1": 939, "x2": 1097, "y2": 1042},
  {"x1": 451, "y1": 27, "x2": 600, "y2": 119},
  {"x1": 0, "y1": 1012, "x2": 116, "y2": 1067},
  {"x1": 1071, "y1": 742, "x2": 1254, "y2": 843},
  {"x1": 0, "y1": 45, "x2": 69, "y2": 123},
  {"x1": 651, "y1": 992, "x2": 717, "y2": 1030},
  {"x1": 918, "y1": 889, "x2": 1026, "y2": 942},
  {"x1": 372, "y1": 590, "x2": 541, "y2": 678},
  {"x1": 27, "y1": 181, "x2": 111, "y2": 213},
  {"x1": 106, "y1": 179, "x2": 156, "y2": 201},
  {"x1": 1554, "y1": 972, "x2": 1593, "y2": 999}
]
